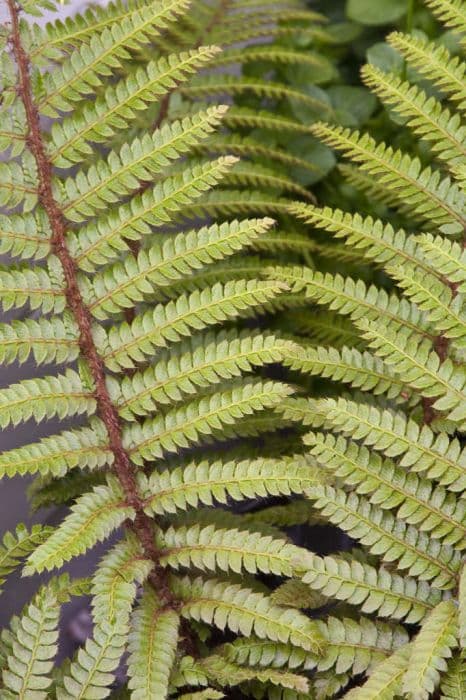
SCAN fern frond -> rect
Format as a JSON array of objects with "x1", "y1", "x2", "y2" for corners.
[
  {"x1": 387, "y1": 32, "x2": 466, "y2": 111},
  {"x1": 361, "y1": 65, "x2": 466, "y2": 166},
  {"x1": 290, "y1": 202, "x2": 427, "y2": 271},
  {"x1": 126, "y1": 379, "x2": 294, "y2": 464},
  {"x1": 0, "y1": 211, "x2": 50, "y2": 261},
  {"x1": 88, "y1": 217, "x2": 272, "y2": 319},
  {"x1": 0, "y1": 368, "x2": 96, "y2": 429},
  {"x1": 0, "y1": 313, "x2": 79, "y2": 366},
  {"x1": 316, "y1": 616, "x2": 408, "y2": 676},
  {"x1": 402, "y1": 600, "x2": 458, "y2": 699},
  {"x1": 307, "y1": 486, "x2": 461, "y2": 588},
  {"x1": 0, "y1": 524, "x2": 52, "y2": 592},
  {"x1": 72, "y1": 156, "x2": 235, "y2": 271},
  {"x1": 2, "y1": 586, "x2": 59, "y2": 699},
  {"x1": 416, "y1": 234, "x2": 466, "y2": 294},
  {"x1": 141, "y1": 456, "x2": 320, "y2": 515},
  {"x1": 315, "y1": 397, "x2": 466, "y2": 491},
  {"x1": 424, "y1": 0, "x2": 466, "y2": 37},
  {"x1": 305, "y1": 431, "x2": 465, "y2": 547},
  {"x1": 387, "y1": 265, "x2": 466, "y2": 341},
  {"x1": 171, "y1": 575, "x2": 326, "y2": 654},
  {"x1": 39, "y1": 0, "x2": 191, "y2": 117},
  {"x1": 286, "y1": 344, "x2": 408, "y2": 401},
  {"x1": 344, "y1": 644, "x2": 411, "y2": 700},
  {"x1": 0, "y1": 259, "x2": 65, "y2": 313},
  {"x1": 91, "y1": 535, "x2": 152, "y2": 624},
  {"x1": 301, "y1": 551, "x2": 442, "y2": 623},
  {"x1": 440, "y1": 654, "x2": 466, "y2": 699},
  {"x1": 62, "y1": 106, "x2": 228, "y2": 222},
  {"x1": 158, "y1": 524, "x2": 306, "y2": 577},
  {"x1": 102, "y1": 279, "x2": 287, "y2": 371},
  {"x1": 222, "y1": 107, "x2": 316, "y2": 135},
  {"x1": 267, "y1": 266, "x2": 429, "y2": 340},
  {"x1": 127, "y1": 587, "x2": 180, "y2": 700},
  {"x1": 0, "y1": 418, "x2": 111, "y2": 478},
  {"x1": 23, "y1": 478, "x2": 135, "y2": 574},
  {"x1": 51, "y1": 45, "x2": 221, "y2": 167},
  {"x1": 312, "y1": 122, "x2": 465, "y2": 234},
  {"x1": 55, "y1": 619, "x2": 129, "y2": 700},
  {"x1": 180, "y1": 75, "x2": 332, "y2": 115},
  {"x1": 113, "y1": 330, "x2": 295, "y2": 420}
]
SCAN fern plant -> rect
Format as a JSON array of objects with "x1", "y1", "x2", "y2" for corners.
[
  {"x1": 0, "y1": 1, "x2": 338, "y2": 698},
  {"x1": 251, "y1": 0, "x2": 466, "y2": 696}
]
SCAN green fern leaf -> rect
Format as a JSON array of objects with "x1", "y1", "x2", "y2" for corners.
[
  {"x1": 23, "y1": 478, "x2": 135, "y2": 574},
  {"x1": 301, "y1": 551, "x2": 442, "y2": 623},
  {"x1": 127, "y1": 587, "x2": 180, "y2": 700},
  {"x1": 101, "y1": 279, "x2": 287, "y2": 371},
  {"x1": 402, "y1": 600, "x2": 458, "y2": 699},
  {"x1": 0, "y1": 418, "x2": 111, "y2": 479},
  {"x1": 343, "y1": 644, "x2": 411, "y2": 700},
  {"x1": 87, "y1": 217, "x2": 272, "y2": 319},
  {"x1": 2, "y1": 586, "x2": 59, "y2": 699},
  {"x1": 171, "y1": 575, "x2": 326, "y2": 654},
  {"x1": 141, "y1": 455, "x2": 321, "y2": 515}
]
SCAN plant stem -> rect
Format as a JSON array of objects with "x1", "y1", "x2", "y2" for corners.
[{"x1": 6, "y1": 0, "x2": 174, "y2": 606}]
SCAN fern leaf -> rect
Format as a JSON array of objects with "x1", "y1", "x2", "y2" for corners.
[
  {"x1": 387, "y1": 265, "x2": 466, "y2": 341},
  {"x1": 72, "y1": 156, "x2": 235, "y2": 271},
  {"x1": 55, "y1": 619, "x2": 129, "y2": 700},
  {"x1": 388, "y1": 32, "x2": 466, "y2": 111},
  {"x1": 307, "y1": 486, "x2": 461, "y2": 588},
  {"x1": 440, "y1": 654, "x2": 466, "y2": 699},
  {"x1": 301, "y1": 551, "x2": 442, "y2": 623},
  {"x1": 180, "y1": 74, "x2": 332, "y2": 114},
  {"x1": 39, "y1": 0, "x2": 191, "y2": 117},
  {"x1": 459, "y1": 564, "x2": 466, "y2": 649},
  {"x1": 359, "y1": 319, "x2": 466, "y2": 427},
  {"x1": 361, "y1": 64, "x2": 466, "y2": 166},
  {"x1": 88, "y1": 217, "x2": 272, "y2": 319},
  {"x1": 317, "y1": 616, "x2": 408, "y2": 676},
  {"x1": 0, "y1": 211, "x2": 49, "y2": 261},
  {"x1": 0, "y1": 313, "x2": 79, "y2": 366},
  {"x1": 424, "y1": 0, "x2": 466, "y2": 37},
  {"x1": 23, "y1": 478, "x2": 135, "y2": 574},
  {"x1": 158, "y1": 524, "x2": 306, "y2": 577},
  {"x1": 402, "y1": 600, "x2": 458, "y2": 699},
  {"x1": 141, "y1": 455, "x2": 321, "y2": 515},
  {"x1": 113, "y1": 330, "x2": 295, "y2": 420},
  {"x1": 91, "y1": 535, "x2": 152, "y2": 625},
  {"x1": 2, "y1": 587, "x2": 59, "y2": 699},
  {"x1": 0, "y1": 524, "x2": 52, "y2": 592},
  {"x1": 416, "y1": 234, "x2": 466, "y2": 294},
  {"x1": 0, "y1": 369, "x2": 95, "y2": 429},
  {"x1": 51, "y1": 45, "x2": 221, "y2": 167},
  {"x1": 223, "y1": 106, "x2": 316, "y2": 135},
  {"x1": 127, "y1": 587, "x2": 180, "y2": 700},
  {"x1": 286, "y1": 344, "x2": 408, "y2": 401},
  {"x1": 343, "y1": 644, "x2": 411, "y2": 700},
  {"x1": 62, "y1": 106, "x2": 228, "y2": 222},
  {"x1": 267, "y1": 266, "x2": 429, "y2": 340},
  {"x1": 312, "y1": 122, "x2": 465, "y2": 234},
  {"x1": 0, "y1": 260, "x2": 65, "y2": 313},
  {"x1": 102, "y1": 279, "x2": 287, "y2": 371},
  {"x1": 125, "y1": 379, "x2": 294, "y2": 464},
  {"x1": 0, "y1": 418, "x2": 111, "y2": 478},
  {"x1": 315, "y1": 397, "x2": 466, "y2": 491},
  {"x1": 290, "y1": 202, "x2": 426, "y2": 271},
  {"x1": 172, "y1": 575, "x2": 326, "y2": 654},
  {"x1": 305, "y1": 431, "x2": 465, "y2": 547}
]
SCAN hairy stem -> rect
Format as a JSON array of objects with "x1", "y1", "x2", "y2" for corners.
[{"x1": 6, "y1": 0, "x2": 173, "y2": 605}]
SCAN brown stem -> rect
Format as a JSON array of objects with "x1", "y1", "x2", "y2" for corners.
[{"x1": 6, "y1": 0, "x2": 174, "y2": 605}]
